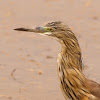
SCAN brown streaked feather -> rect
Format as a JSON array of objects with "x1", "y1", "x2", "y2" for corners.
[
  {"x1": 85, "y1": 79, "x2": 100, "y2": 99},
  {"x1": 81, "y1": 96, "x2": 100, "y2": 100}
]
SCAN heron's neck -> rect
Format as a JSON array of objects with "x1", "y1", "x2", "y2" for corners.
[
  {"x1": 60, "y1": 36, "x2": 82, "y2": 71},
  {"x1": 57, "y1": 33, "x2": 89, "y2": 100},
  {"x1": 57, "y1": 37, "x2": 88, "y2": 100}
]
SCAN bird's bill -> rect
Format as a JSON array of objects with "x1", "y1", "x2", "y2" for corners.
[{"x1": 14, "y1": 26, "x2": 52, "y2": 35}]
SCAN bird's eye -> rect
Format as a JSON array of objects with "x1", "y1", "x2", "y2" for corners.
[
  {"x1": 49, "y1": 28, "x2": 53, "y2": 31},
  {"x1": 48, "y1": 28, "x2": 53, "y2": 31}
]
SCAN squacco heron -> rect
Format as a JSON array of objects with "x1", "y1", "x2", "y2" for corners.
[{"x1": 14, "y1": 21, "x2": 100, "y2": 100}]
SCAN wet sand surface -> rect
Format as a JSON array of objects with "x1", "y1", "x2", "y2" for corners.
[{"x1": 0, "y1": 0, "x2": 100, "y2": 100}]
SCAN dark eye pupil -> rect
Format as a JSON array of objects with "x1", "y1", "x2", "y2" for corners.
[
  {"x1": 49, "y1": 28, "x2": 56, "y2": 31},
  {"x1": 50, "y1": 28, "x2": 52, "y2": 31}
]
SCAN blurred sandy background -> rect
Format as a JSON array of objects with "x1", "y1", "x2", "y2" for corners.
[{"x1": 0, "y1": 0, "x2": 100, "y2": 100}]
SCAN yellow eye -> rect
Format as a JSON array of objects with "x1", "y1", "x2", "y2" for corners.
[
  {"x1": 44, "y1": 27, "x2": 55, "y2": 32},
  {"x1": 48, "y1": 27, "x2": 55, "y2": 31},
  {"x1": 48, "y1": 27, "x2": 52, "y2": 31}
]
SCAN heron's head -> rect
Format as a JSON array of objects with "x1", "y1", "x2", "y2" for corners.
[
  {"x1": 15, "y1": 21, "x2": 69, "y2": 37},
  {"x1": 36, "y1": 21, "x2": 68, "y2": 36}
]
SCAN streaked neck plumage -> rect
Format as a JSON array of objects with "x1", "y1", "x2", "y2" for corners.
[
  {"x1": 59, "y1": 30, "x2": 83, "y2": 71},
  {"x1": 57, "y1": 31, "x2": 90, "y2": 100}
]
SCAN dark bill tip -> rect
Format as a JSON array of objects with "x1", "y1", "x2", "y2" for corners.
[{"x1": 14, "y1": 28, "x2": 30, "y2": 31}]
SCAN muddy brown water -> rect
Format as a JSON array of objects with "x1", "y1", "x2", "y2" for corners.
[{"x1": 0, "y1": 0, "x2": 100, "y2": 100}]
